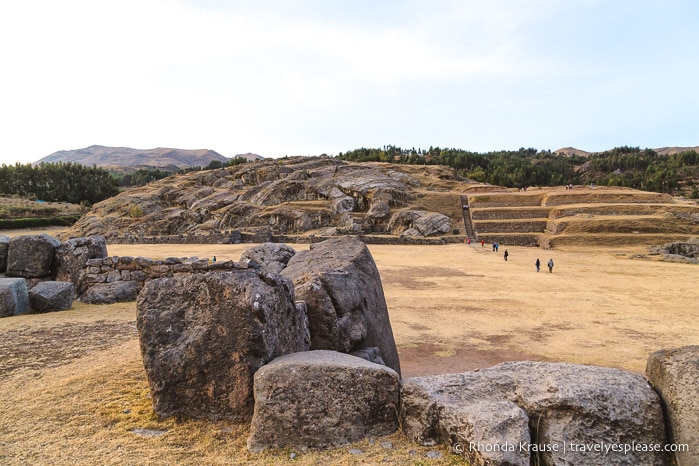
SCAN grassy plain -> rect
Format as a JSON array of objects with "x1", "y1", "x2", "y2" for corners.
[{"x1": 1, "y1": 237, "x2": 697, "y2": 465}]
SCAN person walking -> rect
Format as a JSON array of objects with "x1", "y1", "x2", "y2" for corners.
[
  {"x1": 504, "y1": 249, "x2": 509, "y2": 261},
  {"x1": 481, "y1": 239, "x2": 485, "y2": 248},
  {"x1": 535, "y1": 258, "x2": 540, "y2": 272},
  {"x1": 547, "y1": 258, "x2": 554, "y2": 273}
]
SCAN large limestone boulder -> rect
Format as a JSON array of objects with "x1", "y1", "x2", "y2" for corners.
[
  {"x1": 0, "y1": 278, "x2": 29, "y2": 317},
  {"x1": 240, "y1": 243, "x2": 296, "y2": 275},
  {"x1": 247, "y1": 350, "x2": 400, "y2": 452},
  {"x1": 401, "y1": 361, "x2": 667, "y2": 466},
  {"x1": 388, "y1": 210, "x2": 452, "y2": 237},
  {"x1": 281, "y1": 237, "x2": 401, "y2": 376},
  {"x1": 0, "y1": 235, "x2": 9, "y2": 273},
  {"x1": 28, "y1": 281, "x2": 74, "y2": 313},
  {"x1": 80, "y1": 281, "x2": 140, "y2": 304},
  {"x1": 412, "y1": 212, "x2": 451, "y2": 236},
  {"x1": 52, "y1": 235, "x2": 108, "y2": 295},
  {"x1": 137, "y1": 270, "x2": 310, "y2": 422},
  {"x1": 6, "y1": 234, "x2": 61, "y2": 278},
  {"x1": 646, "y1": 346, "x2": 699, "y2": 466}
]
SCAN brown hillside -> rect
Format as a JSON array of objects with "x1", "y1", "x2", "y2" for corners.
[{"x1": 63, "y1": 157, "x2": 699, "y2": 248}]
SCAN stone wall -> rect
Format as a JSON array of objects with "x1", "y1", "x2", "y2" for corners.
[{"x1": 82, "y1": 255, "x2": 248, "y2": 296}]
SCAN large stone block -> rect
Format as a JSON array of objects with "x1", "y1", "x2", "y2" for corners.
[
  {"x1": 647, "y1": 346, "x2": 699, "y2": 466},
  {"x1": 28, "y1": 281, "x2": 74, "y2": 313},
  {"x1": 80, "y1": 281, "x2": 140, "y2": 304},
  {"x1": 247, "y1": 350, "x2": 399, "y2": 452},
  {"x1": 281, "y1": 237, "x2": 401, "y2": 376},
  {"x1": 137, "y1": 270, "x2": 309, "y2": 422},
  {"x1": 53, "y1": 235, "x2": 107, "y2": 295},
  {"x1": 0, "y1": 278, "x2": 30, "y2": 317},
  {"x1": 0, "y1": 235, "x2": 9, "y2": 273},
  {"x1": 6, "y1": 234, "x2": 61, "y2": 278},
  {"x1": 401, "y1": 361, "x2": 668, "y2": 466}
]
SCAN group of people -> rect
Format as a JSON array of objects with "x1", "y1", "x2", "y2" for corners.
[{"x1": 465, "y1": 238, "x2": 555, "y2": 273}]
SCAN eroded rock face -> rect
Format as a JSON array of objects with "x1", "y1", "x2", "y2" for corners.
[
  {"x1": 64, "y1": 157, "x2": 437, "y2": 240},
  {"x1": 137, "y1": 270, "x2": 310, "y2": 422},
  {"x1": 247, "y1": 350, "x2": 399, "y2": 452},
  {"x1": 401, "y1": 361, "x2": 668, "y2": 466},
  {"x1": 28, "y1": 281, "x2": 74, "y2": 313},
  {"x1": 6, "y1": 234, "x2": 61, "y2": 278},
  {"x1": 388, "y1": 210, "x2": 452, "y2": 236},
  {"x1": 240, "y1": 243, "x2": 296, "y2": 275},
  {"x1": 646, "y1": 346, "x2": 699, "y2": 466},
  {"x1": 53, "y1": 235, "x2": 108, "y2": 295},
  {"x1": 281, "y1": 237, "x2": 401, "y2": 376}
]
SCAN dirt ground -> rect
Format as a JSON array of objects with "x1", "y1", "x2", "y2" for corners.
[
  {"x1": 103, "y1": 241, "x2": 699, "y2": 376},
  {"x1": 1, "y1": 236, "x2": 697, "y2": 464}
]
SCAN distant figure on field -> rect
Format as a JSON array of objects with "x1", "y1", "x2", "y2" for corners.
[
  {"x1": 548, "y1": 258, "x2": 554, "y2": 273},
  {"x1": 496, "y1": 243, "x2": 499, "y2": 252},
  {"x1": 212, "y1": 256, "x2": 217, "y2": 263},
  {"x1": 492, "y1": 243, "x2": 496, "y2": 252},
  {"x1": 467, "y1": 237, "x2": 471, "y2": 245},
  {"x1": 535, "y1": 258, "x2": 540, "y2": 272},
  {"x1": 481, "y1": 239, "x2": 485, "y2": 248},
  {"x1": 504, "y1": 249, "x2": 509, "y2": 261}
]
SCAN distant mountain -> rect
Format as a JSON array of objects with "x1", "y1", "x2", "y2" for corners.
[
  {"x1": 36, "y1": 145, "x2": 229, "y2": 169},
  {"x1": 554, "y1": 147, "x2": 592, "y2": 157},
  {"x1": 234, "y1": 152, "x2": 265, "y2": 162},
  {"x1": 555, "y1": 146, "x2": 698, "y2": 157},
  {"x1": 653, "y1": 146, "x2": 699, "y2": 156}
]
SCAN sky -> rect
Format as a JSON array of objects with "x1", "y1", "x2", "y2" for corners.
[{"x1": 1, "y1": 0, "x2": 697, "y2": 165}]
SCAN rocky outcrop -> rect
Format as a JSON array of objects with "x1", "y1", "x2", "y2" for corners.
[
  {"x1": 27, "y1": 281, "x2": 74, "y2": 313},
  {"x1": 0, "y1": 278, "x2": 29, "y2": 317},
  {"x1": 6, "y1": 234, "x2": 61, "y2": 278},
  {"x1": 281, "y1": 237, "x2": 401, "y2": 376},
  {"x1": 136, "y1": 270, "x2": 310, "y2": 422},
  {"x1": 646, "y1": 346, "x2": 699, "y2": 466},
  {"x1": 62, "y1": 157, "x2": 455, "y2": 241},
  {"x1": 388, "y1": 210, "x2": 452, "y2": 237},
  {"x1": 240, "y1": 243, "x2": 296, "y2": 274},
  {"x1": 401, "y1": 361, "x2": 667, "y2": 466},
  {"x1": 649, "y1": 237, "x2": 699, "y2": 264},
  {"x1": 247, "y1": 350, "x2": 400, "y2": 452},
  {"x1": 52, "y1": 235, "x2": 108, "y2": 295}
]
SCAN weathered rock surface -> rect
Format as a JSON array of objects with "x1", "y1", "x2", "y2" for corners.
[
  {"x1": 412, "y1": 212, "x2": 452, "y2": 236},
  {"x1": 0, "y1": 278, "x2": 29, "y2": 317},
  {"x1": 53, "y1": 235, "x2": 108, "y2": 295},
  {"x1": 0, "y1": 235, "x2": 9, "y2": 273},
  {"x1": 388, "y1": 210, "x2": 452, "y2": 237},
  {"x1": 646, "y1": 346, "x2": 699, "y2": 466},
  {"x1": 62, "y1": 157, "x2": 454, "y2": 240},
  {"x1": 137, "y1": 270, "x2": 309, "y2": 422},
  {"x1": 6, "y1": 234, "x2": 61, "y2": 278},
  {"x1": 247, "y1": 350, "x2": 400, "y2": 452},
  {"x1": 281, "y1": 237, "x2": 401, "y2": 376},
  {"x1": 240, "y1": 243, "x2": 296, "y2": 274},
  {"x1": 80, "y1": 280, "x2": 140, "y2": 304},
  {"x1": 401, "y1": 361, "x2": 667, "y2": 466},
  {"x1": 28, "y1": 281, "x2": 74, "y2": 313}
]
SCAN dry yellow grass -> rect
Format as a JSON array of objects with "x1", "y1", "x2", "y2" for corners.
[{"x1": 1, "y1": 239, "x2": 697, "y2": 465}]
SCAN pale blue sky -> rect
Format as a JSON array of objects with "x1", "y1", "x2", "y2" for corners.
[{"x1": 1, "y1": 0, "x2": 697, "y2": 165}]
